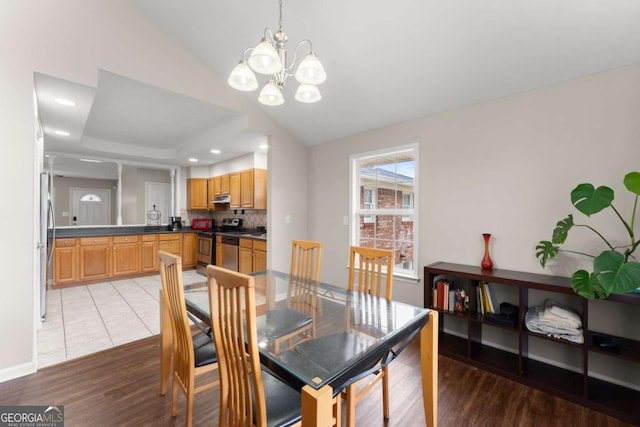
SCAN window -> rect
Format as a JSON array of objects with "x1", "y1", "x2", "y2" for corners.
[
  {"x1": 363, "y1": 187, "x2": 375, "y2": 223},
  {"x1": 350, "y1": 144, "x2": 418, "y2": 278},
  {"x1": 80, "y1": 193, "x2": 102, "y2": 202}
]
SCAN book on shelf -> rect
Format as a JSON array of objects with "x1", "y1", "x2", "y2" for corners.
[
  {"x1": 476, "y1": 284, "x2": 484, "y2": 315},
  {"x1": 432, "y1": 276, "x2": 469, "y2": 312},
  {"x1": 482, "y1": 282, "x2": 499, "y2": 313}
]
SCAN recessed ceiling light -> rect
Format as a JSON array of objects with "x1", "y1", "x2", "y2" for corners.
[
  {"x1": 259, "y1": 144, "x2": 269, "y2": 149},
  {"x1": 79, "y1": 158, "x2": 102, "y2": 163},
  {"x1": 54, "y1": 97, "x2": 76, "y2": 107},
  {"x1": 210, "y1": 149, "x2": 221, "y2": 154},
  {"x1": 189, "y1": 158, "x2": 198, "y2": 162},
  {"x1": 53, "y1": 130, "x2": 70, "y2": 136}
]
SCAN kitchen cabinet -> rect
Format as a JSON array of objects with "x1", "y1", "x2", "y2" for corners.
[
  {"x1": 53, "y1": 238, "x2": 78, "y2": 286},
  {"x1": 229, "y1": 172, "x2": 241, "y2": 209},
  {"x1": 238, "y1": 238, "x2": 253, "y2": 274},
  {"x1": 159, "y1": 233, "x2": 182, "y2": 256},
  {"x1": 221, "y1": 174, "x2": 230, "y2": 195},
  {"x1": 79, "y1": 237, "x2": 111, "y2": 281},
  {"x1": 140, "y1": 234, "x2": 158, "y2": 272},
  {"x1": 182, "y1": 232, "x2": 197, "y2": 267},
  {"x1": 253, "y1": 240, "x2": 267, "y2": 272},
  {"x1": 187, "y1": 178, "x2": 208, "y2": 210},
  {"x1": 207, "y1": 176, "x2": 228, "y2": 211},
  {"x1": 227, "y1": 169, "x2": 267, "y2": 209},
  {"x1": 210, "y1": 176, "x2": 221, "y2": 196},
  {"x1": 238, "y1": 238, "x2": 267, "y2": 273},
  {"x1": 112, "y1": 235, "x2": 139, "y2": 276},
  {"x1": 207, "y1": 176, "x2": 218, "y2": 211},
  {"x1": 240, "y1": 169, "x2": 267, "y2": 209},
  {"x1": 215, "y1": 235, "x2": 222, "y2": 266}
]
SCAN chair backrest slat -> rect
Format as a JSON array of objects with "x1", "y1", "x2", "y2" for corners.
[
  {"x1": 207, "y1": 265, "x2": 267, "y2": 427},
  {"x1": 348, "y1": 246, "x2": 394, "y2": 301},
  {"x1": 159, "y1": 250, "x2": 195, "y2": 392}
]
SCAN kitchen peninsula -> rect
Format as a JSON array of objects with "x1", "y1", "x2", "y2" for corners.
[
  {"x1": 51, "y1": 225, "x2": 267, "y2": 288},
  {"x1": 52, "y1": 226, "x2": 198, "y2": 288}
]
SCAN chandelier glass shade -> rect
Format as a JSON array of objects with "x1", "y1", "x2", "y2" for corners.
[{"x1": 227, "y1": 0, "x2": 326, "y2": 106}]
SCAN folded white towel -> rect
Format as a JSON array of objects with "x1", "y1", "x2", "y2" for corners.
[{"x1": 525, "y1": 304, "x2": 584, "y2": 344}]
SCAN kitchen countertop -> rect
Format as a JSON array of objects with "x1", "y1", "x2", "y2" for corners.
[
  {"x1": 53, "y1": 226, "x2": 267, "y2": 241},
  {"x1": 53, "y1": 226, "x2": 198, "y2": 238}
]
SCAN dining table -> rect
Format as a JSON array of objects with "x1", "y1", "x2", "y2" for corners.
[{"x1": 159, "y1": 269, "x2": 438, "y2": 427}]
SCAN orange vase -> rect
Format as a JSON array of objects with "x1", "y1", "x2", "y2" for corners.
[{"x1": 481, "y1": 233, "x2": 493, "y2": 270}]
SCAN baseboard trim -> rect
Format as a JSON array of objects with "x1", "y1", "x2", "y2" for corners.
[{"x1": 0, "y1": 360, "x2": 36, "y2": 384}]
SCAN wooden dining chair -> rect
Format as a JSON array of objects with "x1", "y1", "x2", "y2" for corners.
[
  {"x1": 159, "y1": 251, "x2": 218, "y2": 427},
  {"x1": 343, "y1": 245, "x2": 394, "y2": 427},
  {"x1": 206, "y1": 265, "x2": 302, "y2": 427},
  {"x1": 270, "y1": 240, "x2": 323, "y2": 354}
]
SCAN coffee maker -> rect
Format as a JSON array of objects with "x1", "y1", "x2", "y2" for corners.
[{"x1": 168, "y1": 216, "x2": 182, "y2": 231}]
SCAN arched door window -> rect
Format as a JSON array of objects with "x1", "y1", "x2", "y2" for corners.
[{"x1": 80, "y1": 193, "x2": 102, "y2": 202}]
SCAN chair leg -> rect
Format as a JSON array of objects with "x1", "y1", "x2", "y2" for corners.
[
  {"x1": 333, "y1": 393, "x2": 342, "y2": 427},
  {"x1": 186, "y1": 389, "x2": 194, "y2": 427},
  {"x1": 171, "y1": 376, "x2": 179, "y2": 417},
  {"x1": 382, "y1": 366, "x2": 389, "y2": 420},
  {"x1": 345, "y1": 384, "x2": 357, "y2": 427}
]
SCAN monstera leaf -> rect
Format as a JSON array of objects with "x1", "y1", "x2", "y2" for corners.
[
  {"x1": 593, "y1": 250, "x2": 640, "y2": 294},
  {"x1": 570, "y1": 184, "x2": 614, "y2": 217},
  {"x1": 624, "y1": 171, "x2": 640, "y2": 195},
  {"x1": 535, "y1": 241, "x2": 559, "y2": 267},
  {"x1": 551, "y1": 215, "x2": 574, "y2": 244},
  {"x1": 537, "y1": 171, "x2": 640, "y2": 299},
  {"x1": 570, "y1": 270, "x2": 608, "y2": 299}
]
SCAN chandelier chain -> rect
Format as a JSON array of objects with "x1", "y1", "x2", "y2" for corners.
[{"x1": 279, "y1": 0, "x2": 283, "y2": 31}]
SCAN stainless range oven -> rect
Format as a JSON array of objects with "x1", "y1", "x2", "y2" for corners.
[{"x1": 196, "y1": 232, "x2": 214, "y2": 275}]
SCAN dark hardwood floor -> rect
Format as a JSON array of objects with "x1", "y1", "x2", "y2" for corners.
[{"x1": 0, "y1": 335, "x2": 635, "y2": 427}]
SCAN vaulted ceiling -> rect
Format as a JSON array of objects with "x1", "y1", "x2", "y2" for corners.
[{"x1": 36, "y1": 0, "x2": 640, "y2": 176}]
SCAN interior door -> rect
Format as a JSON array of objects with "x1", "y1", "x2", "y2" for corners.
[{"x1": 71, "y1": 188, "x2": 111, "y2": 226}]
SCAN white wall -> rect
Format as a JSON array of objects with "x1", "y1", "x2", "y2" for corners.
[
  {"x1": 308, "y1": 63, "x2": 640, "y2": 304},
  {"x1": 0, "y1": 0, "x2": 307, "y2": 381}
]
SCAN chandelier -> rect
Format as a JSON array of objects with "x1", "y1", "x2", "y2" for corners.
[{"x1": 227, "y1": 0, "x2": 327, "y2": 106}]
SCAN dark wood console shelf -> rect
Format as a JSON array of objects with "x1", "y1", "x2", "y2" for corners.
[{"x1": 424, "y1": 261, "x2": 640, "y2": 425}]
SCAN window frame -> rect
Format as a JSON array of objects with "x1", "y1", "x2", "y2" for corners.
[{"x1": 349, "y1": 143, "x2": 419, "y2": 279}]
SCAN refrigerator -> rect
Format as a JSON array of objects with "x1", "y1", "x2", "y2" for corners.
[{"x1": 39, "y1": 172, "x2": 55, "y2": 321}]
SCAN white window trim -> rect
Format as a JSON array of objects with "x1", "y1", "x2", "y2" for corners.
[{"x1": 349, "y1": 143, "x2": 419, "y2": 279}]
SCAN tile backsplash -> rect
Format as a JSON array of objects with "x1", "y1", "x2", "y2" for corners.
[{"x1": 181, "y1": 209, "x2": 267, "y2": 230}]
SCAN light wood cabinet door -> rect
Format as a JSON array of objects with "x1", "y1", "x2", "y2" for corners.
[
  {"x1": 182, "y1": 233, "x2": 197, "y2": 267},
  {"x1": 158, "y1": 234, "x2": 182, "y2": 256},
  {"x1": 112, "y1": 235, "x2": 139, "y2": 276},
  {"x1": 221, "y1": 174, "x2": 230, "y2": 195},
  {"x1": 187, "y1": 178, "x2": 208, "y2": 210},
  {"x1": 240, "y1": 169, "x2": 254, "y2": 208},
  {"x1": 211, "y1": 176, "x2": 221, "y2": 196},
  {"x1": 79, "y1": 237, "x2": 111, "y2": 281},
  {"x1": 140, "y1": 234, "x2": 159, "y2": 272},
  {"x1": 53, "y1": 239, "x2": 77, "y2": 286},
  {"x1": 253, "y1": 240, "x2": 267, "y2": 272},
  {"x1": 239, "y1": 246, "x2": 253, "y2": 274},
  {"x1": 253, "y1": 168, "x2": 267, "y2": 209},
  {"x1": 254, "y1": 248, "x2": 267, "y2": 272},
  {"x1": 229, "y1": 172, "x2": 241, "y2": 208},
  {"x1": 207, "y1": 177, "x2": 216, "y2": 210}
]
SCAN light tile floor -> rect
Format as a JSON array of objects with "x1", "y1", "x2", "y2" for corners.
[{"x1": 37, "y1": 270, "x2": 205, "y2": 368}]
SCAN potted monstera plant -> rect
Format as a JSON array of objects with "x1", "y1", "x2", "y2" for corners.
[{"x1": 536, "y1": 171, "x2": 640, "y2": 299}]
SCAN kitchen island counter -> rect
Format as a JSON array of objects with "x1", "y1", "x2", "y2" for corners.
[{"x1": 53, "y1": 226, "x2": 196, "y2": 238}]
